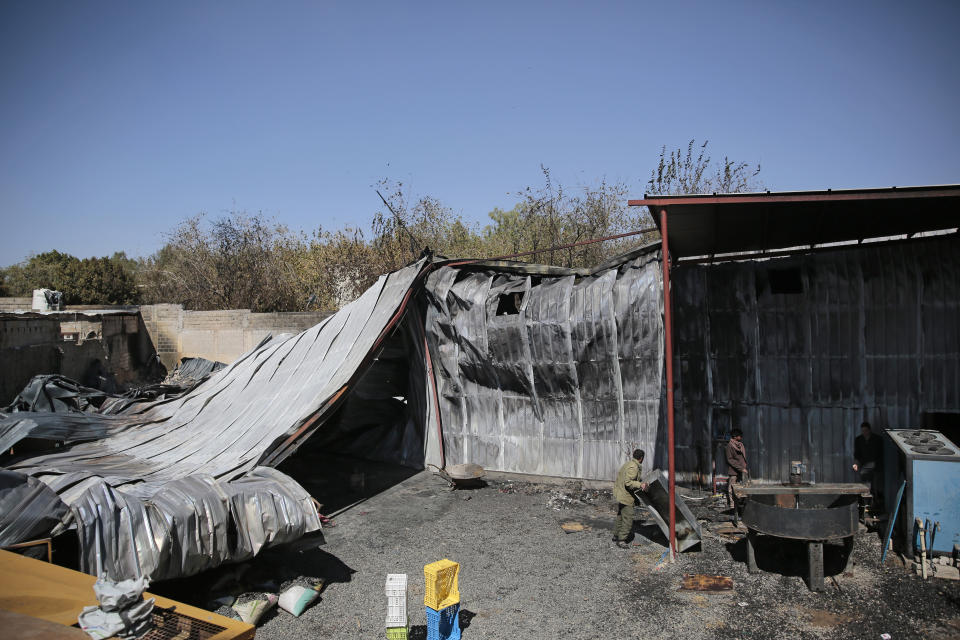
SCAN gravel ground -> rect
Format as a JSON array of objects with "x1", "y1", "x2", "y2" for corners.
[{"x1": 152, "y1": 467, "x2": 960, "y2": 640}]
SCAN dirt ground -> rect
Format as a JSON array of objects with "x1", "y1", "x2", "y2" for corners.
[{"x1": 153, "y1": 461, "x2": 960, "y2": 640}]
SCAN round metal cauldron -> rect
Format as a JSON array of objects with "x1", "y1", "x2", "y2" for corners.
[
  {"x1": 429, "y1": 463, "x2": 485, "y2": 489},
  {"x1": 740, "y1": 490, "x2": 860, "y2": 591},
  {"x1": 742, "y1": 493, "x2": 859, "y2": 540}
]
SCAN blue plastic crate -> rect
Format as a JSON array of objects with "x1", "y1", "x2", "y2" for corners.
[{"x1": 425, "y1": 603, "x2": 461, "y2": 640}]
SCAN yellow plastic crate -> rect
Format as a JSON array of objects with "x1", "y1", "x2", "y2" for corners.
[
  {"x1": 386, "y1": 626, "x2": 408, "y2": 640},
  {"x1": 424, "y1": 559, "x2": 460, "y2": 610}
]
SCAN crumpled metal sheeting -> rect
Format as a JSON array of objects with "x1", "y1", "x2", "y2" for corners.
[
  {"x1": 1, "y1": 373, "x2": 207, "y2": 420},
  {"x1": 172, "y1": 356, "x2": 226, "y2": 381},
  {"x1": 424, "y1": 248, "x2": 663, "y2": 481},
  {"x1": 71, "y1": 467, "x2": 321, "y2": 582},
  {"x1": 3, "y1": 258, "x2": 428, "y2": 484},
  {"x1": 1, "y1": 259, "x2": 426, "y2": 581},
  {"x1": 3, "y1": 374, "x2": 115, "y2": 413},
  {"x1": 0, "y1": 470, "x2": 69, "y2": 545},
  {"x1": 225, "y1": 467, "x2": 322, "y2": 558},
  {"x1": 0, "y1": 411, "x2": 150, "y2": 457}
]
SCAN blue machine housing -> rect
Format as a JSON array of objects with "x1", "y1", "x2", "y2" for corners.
[{"x1": 885, "y1": 429, "x2": 960, "y2": 556}]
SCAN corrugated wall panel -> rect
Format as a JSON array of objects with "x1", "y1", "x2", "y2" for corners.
[
  {"x1": 425, "y1": 250, "x2": 663, "y2": 480},
  {"x1": 673, "y1": 236, "x2": 960, "y2": 483}
]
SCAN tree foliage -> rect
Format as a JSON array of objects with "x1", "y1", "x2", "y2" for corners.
[
  {"x1": 647, "y1": 139, "x2": 762, "y2": 196},
  {"x1": 2, "y1": 141, "x2": 763, "y2": 311},
  {"x1": 1, "y1": 250, "x2": 140, "y2": 304},
  {"x1": 137, "y1": 212, "x2": 303, "y2": 312}
]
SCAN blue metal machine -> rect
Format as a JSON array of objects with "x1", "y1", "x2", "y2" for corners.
[{"x1": 885, "y1": 429, "x2": 960, "y2": 557}]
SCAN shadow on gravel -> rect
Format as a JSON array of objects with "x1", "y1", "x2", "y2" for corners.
[
  {"x1": 409, "y1": 626, "x2": 426, "y2": 639},
  {"x1": 150, "y1": 536, "x2": 356, "y2": 608},
  {"x1": 459, "y1": 609, "x2": 476, "y2": 629},
  {"x1": 725, "y1": 536, "x2": 851, "y2": 577},
  {"x1": 632, "y1": 522, "x2": 669, "y2": 547}
]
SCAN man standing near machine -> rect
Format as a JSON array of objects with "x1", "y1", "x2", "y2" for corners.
[
  {"x1": 612, "y1": 449, "x2": 648, "y2": 549},
  {"x1": 726, "y1": 429, "x2": 748, "y2": 511},
  {"x1": 853, "y1": 421, "x2": 883, "y2": 504}
]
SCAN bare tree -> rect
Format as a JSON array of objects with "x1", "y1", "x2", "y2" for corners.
[
  {"x1": 647, "y1": 139, "x2": 762, "y2": 196},
  {"x1": 139, "y1": 212, "x2": 306, "y2": 311}
]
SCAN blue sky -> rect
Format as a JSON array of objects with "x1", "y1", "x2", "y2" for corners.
[{"x1": 1, "y1": 1, "x2": 957, "y2": 264}]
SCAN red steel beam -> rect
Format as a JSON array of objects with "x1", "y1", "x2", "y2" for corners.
[{"x1": 660, "y1": 207, "x2": 677, "y2": 558}]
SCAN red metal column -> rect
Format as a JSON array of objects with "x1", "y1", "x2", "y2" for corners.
[{"x1": 660, "y1": 207, "x2": 677, "y2": 557}]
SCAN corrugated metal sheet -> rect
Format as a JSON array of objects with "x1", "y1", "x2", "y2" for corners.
[
  {"x1": 0, "y1": 258, "x2": 430, "y2": 581},
  {"x1": 672, "y1": 236, "x2": 960, "y2": 483},
  {"x1": 424, "y1": 245, "x2": 664, "y2": 481}
]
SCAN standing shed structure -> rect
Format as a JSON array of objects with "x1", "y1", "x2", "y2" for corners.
[
  {"x1": 630, "y1": 186, "x2": 960, "y2": 503},
  {"x1": 630, "y1": 185, "x2": 960, "y2": 553}
]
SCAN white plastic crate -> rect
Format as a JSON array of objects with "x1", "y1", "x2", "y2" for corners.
[
  {"x1": 385, "y1": 599, "x2": 407, "y2": 626},
  {"x1": 385, "y1": 574, "x2": 408, "y2": 627},
  {"x1": 385, "y1": 573, "x2": 407, "y2": 597}
]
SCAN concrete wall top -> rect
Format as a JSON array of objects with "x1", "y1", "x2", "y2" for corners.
[
  {"x1": 0, "y1": 297, "x2": 33, "y2": 311},
  {"x1": 139, "y1": 304, "x2": 331, "y2": 367}
]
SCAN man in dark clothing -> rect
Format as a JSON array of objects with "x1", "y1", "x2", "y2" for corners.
[
  {"x1": 725, "y1": 429, "x2": 748, "y2": 509},
  {"x1": 612, "y1": 449, "x2": 648, "y2": 548},
  {"x1": 853, "y1": 421, "x2": 883, "y2": 500}
]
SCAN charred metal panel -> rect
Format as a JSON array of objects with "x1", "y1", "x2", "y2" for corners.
[
  {"x1": 742, "y1": 493, "x2": 859, "y2": 540},
  {"x1": 425, "y1": 248, "x2": 663, "y2": 481},
  {"x1": 672, "y1": 236, "x2": 960, "y2": 483},
  {"x1": 637, "y1": 468, "x2": 702, "y2": 551}
]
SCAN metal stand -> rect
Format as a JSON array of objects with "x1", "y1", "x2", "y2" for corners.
[
  {"x1": 807, "y1": 541, "x2": 824, "y2": 591},
  {"x1": 842, "y1": 536, "x2": 854, "y2": 571},
  {"x1": 746, "y1": 530, "x2": 759, "y2": 574}
]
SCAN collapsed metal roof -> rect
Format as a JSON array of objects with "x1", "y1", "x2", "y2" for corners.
[{"x1": 0, "y1": 258, "x2": 431, "y2": 581}]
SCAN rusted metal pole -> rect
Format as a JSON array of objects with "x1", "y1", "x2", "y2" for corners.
[
  {"x1": 446, "y1": 227, "x2": 658, "y2": 266},
  {"x1": 660, "y1": 207, "x2": 677, "y2": 558}
]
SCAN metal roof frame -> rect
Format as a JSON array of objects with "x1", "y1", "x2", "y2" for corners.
[{"x1": 629, "y1": 184, "x2": 960, "y2": 261}]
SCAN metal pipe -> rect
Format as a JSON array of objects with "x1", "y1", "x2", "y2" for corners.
[
  {"x1": 660, "y1": 207, "x2": 677, "y2": 558},
  {"x1": 446, "y1": 227, "x2": 658, "y2": 266}
]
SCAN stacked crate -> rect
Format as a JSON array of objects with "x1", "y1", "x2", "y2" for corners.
[
  {"x1": 424, "y1": 559, "x2": 461, "y2": 640},
  {"x1": 385, "y1": 573, "x2": 408, "y2": 639}
]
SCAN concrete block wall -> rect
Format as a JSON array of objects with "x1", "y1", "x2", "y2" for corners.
[
  {"x1": 0, "y1": 344, "x2": 62, "y2": 405},
  {"x1": 0, "y1": 297, "x2": 33, "y2": 312},
  {"x1": 0, "y1": 299, "x2": 137, "y2": 313},
  {"x1": 140, "y1": 304, "x2": 331, "y2": 369},
  {"x1": 0, "y1": 311, "x2": 163, "y2": 404},
  {"x1": 0, "y1": 314, "x2": 61, "y2": 349}
]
